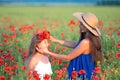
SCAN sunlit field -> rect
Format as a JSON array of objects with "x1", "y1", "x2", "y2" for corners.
[{"x1": 0, "y1": 5, "x2": 120, "y2": 80}]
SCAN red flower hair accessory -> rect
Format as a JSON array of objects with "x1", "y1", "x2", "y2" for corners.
[{"x1": 38, "y1": 31, "x2": 50, "y2": 40}]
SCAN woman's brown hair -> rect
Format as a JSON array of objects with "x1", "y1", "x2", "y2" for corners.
[{"x1": 80, "y1": 27, "x2": 104, "y2": 66}]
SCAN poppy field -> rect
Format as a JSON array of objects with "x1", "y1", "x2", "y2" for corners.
[{"x1": 0, "y1": 6, "x2": 120, "y2": 80}]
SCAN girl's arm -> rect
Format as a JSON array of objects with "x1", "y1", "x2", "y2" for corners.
[
  {"x1": 27, "y1": 58, "x2": 37, "y2": 80},
  {"x1": 28, "y1": 57, "x2": 37, "y2": 72}
]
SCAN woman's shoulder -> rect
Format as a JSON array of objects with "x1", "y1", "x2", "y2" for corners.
[
  {"x1": 81, "y1": 39, "x2": 90, "y2": 44},
  {"x1": 80, "y1": 39, "x2": 90, "y2": 54}
]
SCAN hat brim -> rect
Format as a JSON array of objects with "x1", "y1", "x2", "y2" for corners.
[{"x1": 73, "y1": 12, "x2": 101, "y2": 36}]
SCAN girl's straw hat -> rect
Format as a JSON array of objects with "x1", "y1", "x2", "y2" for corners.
[{"x1": 73, "y1": 12, "x2": 101, "y2": 36}]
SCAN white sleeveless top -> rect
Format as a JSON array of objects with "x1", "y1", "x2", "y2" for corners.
[{"x1": 34, "y1": 61, "x2": 52, "y2": 80}]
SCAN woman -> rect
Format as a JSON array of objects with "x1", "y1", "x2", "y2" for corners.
[
  {"x1": 37, "y1": 12, "x2": 104, "y2": 80},
  {"x1": 25, "y1": 31, "x2": 52, "y2": 80}
]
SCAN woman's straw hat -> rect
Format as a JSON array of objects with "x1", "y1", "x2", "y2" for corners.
[{"x1": 73, "y1": 12, "x2": 101, "y2": 36}]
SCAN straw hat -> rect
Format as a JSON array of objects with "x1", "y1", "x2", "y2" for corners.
[{"x1": 73, "y1": 12, "x2": 101, "y2": 36}]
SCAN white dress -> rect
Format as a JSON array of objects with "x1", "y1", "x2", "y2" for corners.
[{"x1": 34, "y1": 61, "x2": 52, "y2": 80}]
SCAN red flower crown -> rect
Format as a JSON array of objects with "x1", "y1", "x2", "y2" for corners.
[{"x1": 38, "y1": 31, "x2": 50, "y2": 40}]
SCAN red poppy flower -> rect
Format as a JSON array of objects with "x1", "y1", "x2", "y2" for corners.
[
  {"x1": 93, "y1": 67, "x2": 101, "y2": 74},
  {"x1": 61, "y1": 67, "x2": 67, "y2": 72},
  {"x1": 55, "y1": 70, "x2": 63, "y2": 78},
  {"x1": 61, "y1": 47, "x2": 66, "y2": 52},
  {"x1": 71, "y1": 70, "x2": 78, "y2": 79},
  {"x1": 98, "y1": 20, "x2": 103, "y2": 27},
  {"x1": 22, "y1": 49, "x2": 28, "y2": 60},
  {"x1": 0, "y1": 44, "x2": 2, "y2": 47},
  {"x1": 38, "y1": 31, "x2": 50, "y2": 40},
  {"x1": 18, "y1": 48, "x2": 22, "y2": 53},
  {"x1": 43, "y1": 31, "x2": 50, "y2": 39},
  {"x1": 116, "y1": 52, "x2": 120, "y2": 58},
  {"x1": 117, "y1": 42, "x2": 120, "y2": 48},
  {"x1": 118, "y1": 28, "x2": 120, "y2": 36},
  {"x1": 33, "y1": 71, "x2": 38, "y2": 77},
  {"x1": 4, "y1": 66, "x2": 11, "y2": 72},
  {"x1": 4, "y1": 39, "x2": 8, "y2": 43},
  {"x1": 79, "y1": 70, "x2": 86, "y2": 74},
  {"x1": 43, "y1": 74, "x2": 50, "y2": 80},
  {"x1": 55, "y1": 46, "x2": 60, "y2": 50},
  {"x1": 68, "y1": 20, "x2": 75, "y2": 26},
  {"x1": 92, "y1": 75, "x2": 101, "y2": 80},
  {"x1": 118, "y1": 31, "x2": 120, "y2": 36},
  {"x1": 0, "y1": 76, "x2": 6, "y2": 80},
  {"x1": 0, "y1": 58, "x2": 4, "y2": 65},
  {"x1": 33, "y1": 71, "x2": 40, "y2": 80}
]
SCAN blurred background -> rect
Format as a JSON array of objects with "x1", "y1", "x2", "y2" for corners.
[
  {"x1": 0, "y1": 0, "x2": 120, "y2": 80},
  {"x1": 0, "y1": 0, "x2": 120, "y2": 6}
]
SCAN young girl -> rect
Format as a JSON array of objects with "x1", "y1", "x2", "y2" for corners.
[{"x1": 25, "y1": 31, "x2": 52, "y2": 80}]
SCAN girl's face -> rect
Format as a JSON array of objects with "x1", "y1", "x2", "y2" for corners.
[
  {"x1": 37, "y1": 39, "x2": 49, "y2": 49},
  {"x1": 79, "y1": 22, "x2": 87, "y2": 33}
]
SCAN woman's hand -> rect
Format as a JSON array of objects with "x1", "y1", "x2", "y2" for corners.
[
  {"x1": 50, "y1": 36, "x2": 57, "y2": 42},
  {"x1": 36, "y1": 47, "x2": 50, "y2": 55}
]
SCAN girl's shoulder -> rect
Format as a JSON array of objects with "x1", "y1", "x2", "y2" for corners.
[
  {"x1": 29, "y1": 55, "x2": 38, "y2": 64},
  {"x1": 27, "y1": 55, "x2": 38, "y2": 71}
]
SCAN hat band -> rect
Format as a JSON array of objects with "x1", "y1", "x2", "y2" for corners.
[
  {"x1": 81, "y1": 16, "x2": 95, "y2": 29},
  {"x1": 81, "y1": 16, "x2": 100, "y2": 36}
]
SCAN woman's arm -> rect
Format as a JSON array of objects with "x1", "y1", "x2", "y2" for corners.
[
  {"x1": 50, "y1": 36, "x2": 77, "y2": 48},
  {"x1": 38, "y1": 39, "x2": 90, "y2": 61}
]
